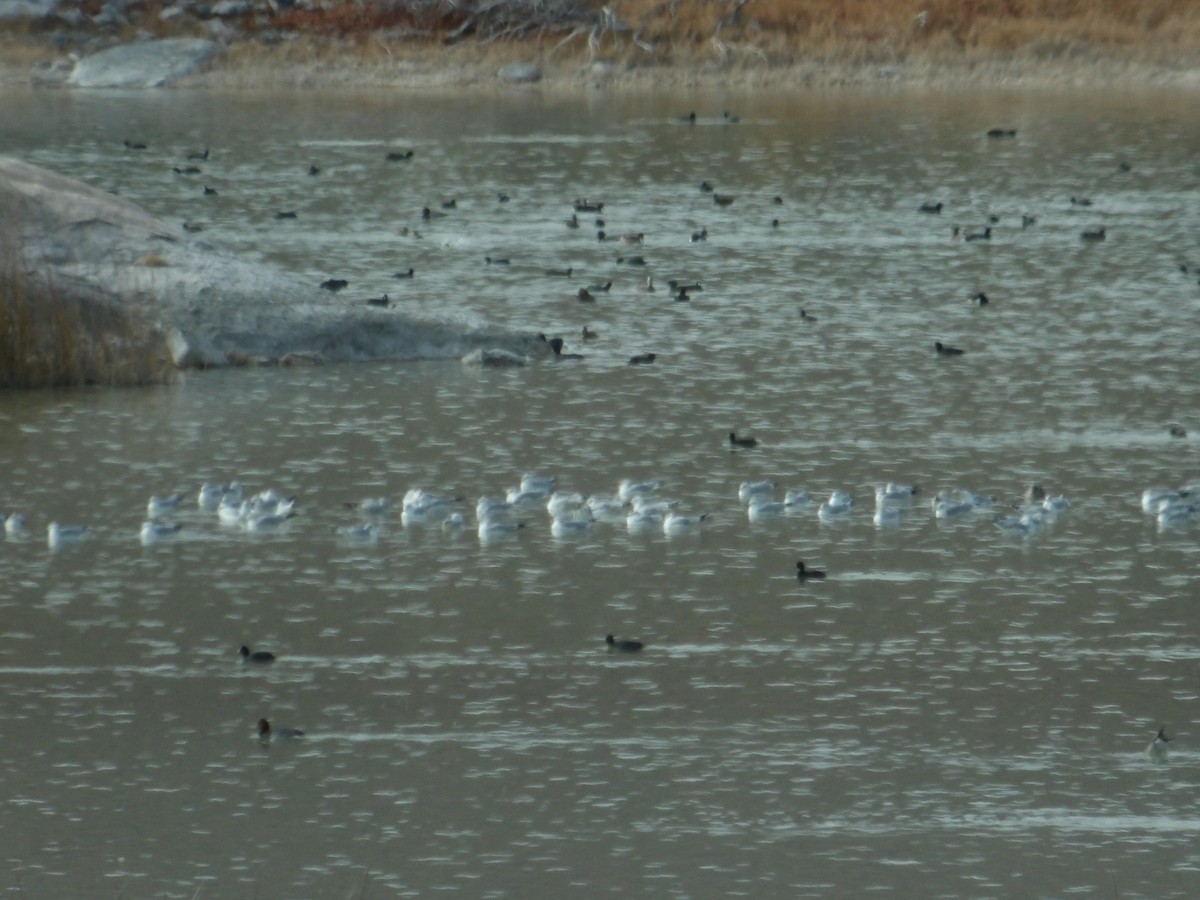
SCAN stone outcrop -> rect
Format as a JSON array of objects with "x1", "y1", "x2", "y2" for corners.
[
  {"x1": 67, "y1": 38, "x2": 223, "y2": 88},
  {"x1": 0, "y1": 156, "x2": 552, "y2": 368}
]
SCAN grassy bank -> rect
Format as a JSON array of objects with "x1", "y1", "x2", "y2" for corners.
[
  {"x1": 0, "y1": 202, "x2": 171, "y2": 389},
  {"x1": 4, "y1": 0, "x2": 1200, "y2": 89}
]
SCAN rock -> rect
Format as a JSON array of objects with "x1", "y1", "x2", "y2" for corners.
[
  {"x1": 497, "y1": 63, "x2": 541, "y2": 84},
  {"x1": 0, "y1": 0, "x2": 60, "y2": 21},
  {"x1": 1, "y1": 157, "x2": 551, "y2": 370},
  {"x1": 210, "y1": 0, "x2": 251, "y2": 15},
  {"x1": 67, "y1": 38, "x2": 222, "y2": 88}
]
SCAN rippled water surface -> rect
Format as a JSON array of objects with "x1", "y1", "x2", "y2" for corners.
[{"x1": 2, "y1": 85, "x2": 1200, "y2": 898}]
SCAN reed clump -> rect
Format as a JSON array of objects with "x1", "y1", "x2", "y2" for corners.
[{"x1": 0, "y1": 201, "x2": 171, "y2": 390}]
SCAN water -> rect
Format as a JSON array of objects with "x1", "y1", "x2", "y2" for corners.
[{"x1": 2, "y1": 85, "x2": 1199, "y2": 898}]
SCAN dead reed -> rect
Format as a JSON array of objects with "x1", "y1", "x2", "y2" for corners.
[{"x1": 0, "y1": 200, "x2": 171, "y2": 390}]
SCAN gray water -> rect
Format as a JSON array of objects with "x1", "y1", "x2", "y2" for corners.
[{"x1": 1, "y1": 85, "x2": 1199, "y2": 899}]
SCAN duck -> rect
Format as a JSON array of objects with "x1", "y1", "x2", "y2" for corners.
[
  {"x1": 1070, "y1": 195, "x2": 1093, "y2": 206},
  {"x1": 699, "y1": 180, "x2": 713, "y2": 192},
  {"x1": 240, "y1": 645, "x2": 276, "y2": 664},
  {"x1": 637, "y1": 275, "x2": 656, "y2": 293},
  {"x1": 875, "y1": 483, "x2": 918, "y2": 504},
  {"x1": 441, "y1": 512, "x2": 467, "y2": 531},
  {"x1": 385, "y1": 149, "x2": 414, "y2": 161},
  {"x1": 546, "y1": 266, "x2": 573, "y2": 277},
  {"x1": 783, "y1": 489, "x2": 811, "y2": 508},
  {"x1": 964, "y1": 227, "x2": 991, "y2": 241},
  {"x1": 394, "y1": 268, "x2": 414, "y2": 278},
  {"x1": 140, "y1": 520, "x2": 183, "y2": 543},
  {"x1": 690, "y1": 227, "x2": 708, "y2": 242},
  {"x1": 547, "y1": 337, "x2": 584, "y2": 360},
  {"x1": 873, "y1": 506, "x2": 903, "y2": 527},
  {"x1": 606, "y1": 633, "x2": 644, "y2": 652},
  {"x1": 520, "y1": 473, "x2": 557, "y2": 494},
  {"x1": 796, "y1": 560, "x2": 826, "y2": 580},
  {"x1": 747, "y1": 497, "x2": 787, "y2": 521},
  {"x1": 485, "y1": 256, "x2": 510, "y2": 265},
  {"x1": 565, "y1": 213, "x2": 580, "y2": 228},
  {"x1": 1024, "y1": 483, "x2": 1047, "y2": 504},
  {"x1": 974, "y1": 292, "x2": 989, "y2": 306},
  {"x1": 273, "y1": 210, "x2": 297, "y2": 219},
  {"x1": 203, "y1": 185, "x2": 218, "y2": 196},
  {"x1": 123, "y1": 138, "x2": 147, "y2": 150},
  {"x1": 257, "y1": 718, "x2": 303, "y2": 741},
  {"x1": 618, "y1": 232, "x2": 644, "y2": 245},
  {"x1": 986, "y1": 128, "x2": 1016, "y2": 138},
  {"x1": 1140, "y1": 487, "x2": 1190, "y2": 514},
  {"x1": 366, "y1": 294, "x2": 390, "y2": 307},
  {"x1": 477, "y1": 517, "x2": 526, "y2": 541},
  {"x1": 674, "y1": 287, "x2": 691, "y2": 302},
  {"x1": 729, "y1": 431, "x2": 758, "y2": 448},
  {"x1": 588, "y1": 281, "x2": 613, "y2": 293},
  {"x1": 546, "y1": 491, "x2": 588, "y2": 518},
  {"x1": 348, "y1": 497, "x2": 391, "y2": 517},
  {"x1": 1021, "y1": 213, "x2": 1038, "y2": 228},
  {"x1": 475, "y1": 496, "x2": 514, "y2": 520},
  {"x1": 574, "y1": 199, "x2": 604, "y2": 213},
  {"x1": 799, "y1": 309, "x2": 817, "y2": 322},
  {"x1": 576, "y1": 288, "x2": 596, "y2": 303},
  {"x1": 935, "y1": 341, "x2": 965, "y2": 357},
  {"x1": 581, "y1": 325, "x2": 598, "y2": 340},
  {"x1": 918, "y1": 202, "x2": 943, "y2": 214},
  {"x1": 626, "y1": 509, "x2": 664, "y2": 532},
  {"x1": 307, "y1": 164, "x2": 320, "y2": 176},
  {"x1": 1080, "y1": 227, "x2": 1106, "y2": 241},
  {"x1": 713, "y1": 194, "x2": 735, "y2": 206},
  {"x1": 1146, "y1": 727, "x2": 1170, "y2": 761},
  {"x1": 663, "y1": 511, "x2": 708, "y2": 534},
  {"x1": 630, "y1": 496, "x2": 677, "y2": 517},
  {"x1": 1168, "y1": 423, "x2": 1187, "y2": 438},
  {"x1": 320, "y1": 278, "x2": 348, "y2": 292},
  {"x1": 551, "y1": 509, "x2": 595, "y2": 538},
  {"x1": 628, "y1": 353, "x2": 657, "y2": 365},
  {"x1": 47, "y1": 522, "x2": 87, "y2": 548}
]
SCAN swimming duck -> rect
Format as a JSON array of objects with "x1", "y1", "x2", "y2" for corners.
[
  {"x1": 574, "y1": 199, "x2": 604, "y2": 213},
  {"x1": 257, "y1": 718, "x2": 303, "y2": 741},
  {"x1": 385, "y1": 150, "x2": 414, "y2": 161},
  {"x1": 747, "y1": 497, "x2": 787, "y2": 521},
  {"x1": 1168, "y1": 424, "x2": 1187, "y2": 438},
  {"x1": 546, "y1": 491, "x2": 588, "y2": 519},
  {"x1": 606, "y1": 634, "x2": 644, "y2": 652},
  {"x1": 1146, "y1": 727, "x2": 1170, "y2": 761},
  {"x1": 818, "y1": 490, "x2": 854, "y2": 521},
  {"x1": 1070, "y1": 196, "x2": 1093, "y2": 207},
  {"x1": 873, "y1": 506, "x2": 903, "y2": 527},
  {"x1": 588, "y1": 281, "x2": 613, "y2": 293},
  {"x1": 477, "y1": 517, "x2": 526, "y2": 541},
  {"x1": 576, "y1": 288, "x2": 596, "y2": 303},
  {"x1": 690, "y1": 227, "x2": 708, "y2": 242},
  {"x1": 628, "y1": 353, "x2": 657, "y2": 365},
  {"x1": 366, "y1": 294, "x2": 389, "y2": 307},
  {"x1": 394, "y1": 268, "x2": 414, "y2": 278},
  {"x1": 986, "y1": 128, "x2": 1016, "y2": 138},
  {"x1": 964, "y1": 227, "x2": 991, "y2": 241},
  {"x1": 799, "y1": 309, "x2": 817, "y2": 322},
  {"x1": 485, "y1": 256, "x2": 510, "y2": 265},
  {"x1": 974, "y1": 292, "x2": 989, "y2": 306},
  {"x1": 3, "y1": 513, "x2": 28, "y2": 535},
  {"x1": 796, "y1": 560, "x2": 826, "y2": 580},
  {"x1": 565, "y1": 214, "x2": 579, "y2": 228},
  {"x1": 1080, "y1": 227, "x2": 1106, "y2": 241},
  {"x1": 713, "y1": 194, "x2": 735, "y2": 206},
  {"x1": 582, "y1": 325, "x2": 598, "y2": 340},
  {"x1": 918, "y1": 202, "x2": 943, "y2": 214},
  {"x1": 729, "y1": 432, "x2": 758, "y2": 448},
  {"x1": 241, "y1": 645, "x2": 276, "y2": 664},
  {"x1": 320, "y1": 278, "x2": 348, "y2": 292},
  {"x1": 935, "y1": 341, "x2": 965, "y2": 357}
]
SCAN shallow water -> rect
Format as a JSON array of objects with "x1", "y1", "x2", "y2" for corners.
[{"x1": 1, "y1": 86, "x2": 1199, "y2": 898}]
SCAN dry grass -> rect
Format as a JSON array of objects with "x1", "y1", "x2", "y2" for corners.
[{"x1": 0, "y1": 199, "x2": 172, "y2": 390}]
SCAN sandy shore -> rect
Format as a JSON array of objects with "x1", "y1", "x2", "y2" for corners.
[{"x1": 3, "y1": 31, "x2": 1200, "y2": 93}]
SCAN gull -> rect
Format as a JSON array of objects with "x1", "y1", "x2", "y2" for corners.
[
  {"x1": 335, "y1": 523, "x2": 380, "y2": 542},
  {"x1": 663, "y1": 511, "x2": 708, "y2": 535},
  {"x1": 47, "y1": 522, "x2": 87, "y2": 548},
  {"x1": 617, "y1": 478, "x2": 663, "y2": 502},
  {"x1": 818, "y1": 490, "x2": 854, "y2": 521},
  {"x1": 348, "y1": 497, "x2": 391, "y2": 517},
  {"x1": 147, "y1": 493, "x2": 185, "y2": 518},
  {"x1": 140, "y1": 521, "x2": 183, "y2": 544},
  {"x1": 1146, "y1": 727, "x2": 1170, "y2": 761},
  {"x1": 738, "y1": 480, "x2": 776, "y2": 504},
  {"x1": 257, "y1": 719, "x2": 304, "y2": 742},
  {"x1": 546, "y1": 491, "x2": 588, "y2": 519},
  {"x1": 4, "y1": 513, "x2": 28, "y2": 536}
]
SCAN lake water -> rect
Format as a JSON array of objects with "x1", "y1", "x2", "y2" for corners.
[{"x1": 1, "y1": 84, "x2": 1199, "y2": 898}]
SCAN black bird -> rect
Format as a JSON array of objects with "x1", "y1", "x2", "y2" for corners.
[
  {"x1": 394, "y1": 268, "x2": 414, "y2": 278},
  {"x1": 773, "y1": 196, "x2": 784, "y2": 205},
  {"x1": 974, "y1": 292, "x2": 989, "y2": 306},
  {"x1": 796, "y1": 561, "x2": 826, "y2": 580},
  {"x1": 699, "y1": 181, "x2": 714, "y2": 192},
  {"x1": 606, "y1": 634, "x2": 644, "y2": 652},
  {"x1": 1168, "y1": 424, "x2": 1187, "y2": 438},
  {"x1": 800, "y1": 309, "x2": 817, "y2": 322},
  {"x1": 385, "y1": 150, "x2": 414, "y2": 161},
  {"x1": 320, "y1": 278, "x2": 348, "y2": 292},
  {"x1": 274, "y1": 211, "x2": 297, "y2": 220},
  {"x1": 308, "y1": 164, "x2": 320, "y2": 176},
  {"x1": 182, "y1": 221, "x2": 204, "y2": 233},
  {"x1": 729, "y1": 432, "x2": 758, "y2": 448},
  {"x1": 547, "y1": 337, "x2": 584, "y2": 360},
  {"x1": 574, "y1": 199, "x2": 604, "y2": 213},
  {"x1": 546, "y1": 267, "x2": 573, "y2": 277},
  {"x1": 441, "y1": 198, "x2": 457, "y2": 209},
  {"x1": 618, "y1": 256, "x2": 646, "y2": 266},
  {"x1": 485, "y1": 256, "x2": 510, "y2": 265},
  {"x1": 1081, "y1": 227, "x2": 1106, "y2": 241},
  {"x1": 668, "y1": 280, "x2": 702, "y2": 293},
  {"x1": 691, "y1": 227, "x2": 708, "y2": 242},
  {"x1": 581, "y1": 325, "x2": 598, "y2": 340},
  {"x1": 565, "y1": 213, "x2": 580, "y2": 229},
  {"x1": 674, "y1": 288, "x2": 691, "y2": 302},
  {"x1": 1070, "y1": 195, "x2": 1093, "y2": 206},
  {"x1": 576, "y1": 288, "x2": 596, "y2": 303},
  {"x1": 367, "y1": 294, "x2": 390, "y2": 307},
  {"x1": 935, "y1": 341, "x2": 965, "y2": 357},
  {"x1": 628, "y1": 353, "x2": 656, "y2": 365},
  {"x1": 497, "y1": 192, "x2": 510, "y2": 203},
  {"x1": 964, "y1": 227, "x2": 991, "y2": 241},
  {"x1": 771, "y1": 218, "x2": 780, "y2": 229},
  {"x1": 187, "y1": 147, "x2": 209, "y2": 161},
  {"x1": 123, "y1": 139, "x2": 147, "y2": 150},
  {"x1": 173, "y1": 165, "x2": 201, "y2": 175},
  {"x1": 588, "y1": 281, "x2": 613, "y2": 293},
  {"x1": 986, "y1": 128, "x2": 1016, "y2": 138},
  {"x1": 919, "y1": 202, "x2": 943, "y2": 214},
  {"x1": 713, "y1": 194, "x2": 735, "y2": 206},
  {"x1": 240, "y1": 645, "x2": 276, "y2": 664},
  {"x1": 203, "y1": 185, "x2": 218, "y2": 196},
  {"x1": 1021, "y1": 214, "x2": 1037, "y2": 228},
  {"x1": 683, "y1": 111, "x2": 697, "y2": 124}
]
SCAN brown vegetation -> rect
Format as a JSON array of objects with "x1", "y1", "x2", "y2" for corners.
[{"x1": 0, "y1": 202, "x2": 171, "y2": 390}]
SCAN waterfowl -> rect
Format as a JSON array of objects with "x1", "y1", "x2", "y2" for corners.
[
  {"x1": 873, "y1": 506, "x2": 903, "y2": 527},
  {"x1": 1070, "y1": 196, "x2": 1092, "y2": 206},
  {"x1": 964, "y1": 227, "x2": 991, "y2": 241},
  {"x1": 1024, "y1": 483, "x2": 1047, "y2": 504},
  {"x1": 1146, "y1": 727, "x2": 1170, "y2": 761},
  {"x1": 771, "y1": 219, "x2": 780, "y2": 228},
  {"x1": 187, "y1": 147, "x2": 208, "y2": 161},
  {"x1": 441, "y1": 512, "x2": 467, "y2": 531},
  {"x1": 606, "y1": 634, "x2": 644, "y2": 652},
  {"x1": 818, "y1": 490, "x2": 854, "y2": 521},
  {"x1": 628, "y1": 353, "x2": 656, "y2": 365},
  {"x1": 1168, "y1": 423, "x2": 1187, "y2": 438},
  {"x1": 320, "y1": 278, "x2": 348, "y2": 292},
  {"x1": 690, "y1": 227, "x2": 708, "y2": 242},
  {"x1": 586, "y1": 495, "x2": 627, "y2": 522},
  {"x1": 546, "y1": 491, "x2": 588, "y2": 519},
  {"x1": 974, "y1": 292, "x2": 989, "y2": 306},
  {"x1": 366, "y1": 294, "x2": 390, "y2": 307},
  {"x1": 394, "y1": 268, "x2": 414, "y2": 278},
  {"x1": 626, "y1": 509, "x2": 664, "y2": 531},
  {"x1": 348, "y1": 497, "x2": 391, "y2": 516},
  {"x1": 565, "y1": 213, "x2": 580, "y2": 228},
  {"x1": 713, "y1": 194, "x2": 735, "y2": 206},
  {"x1": 47, "y1": 522, "x2": 87, "y2": 548},
  {"x1": 140, "y1": 520, "x2": 182, "y2": 543},
  {"x1": 935, "y1": 341, "x2": 964, "y2": 356},
  {"x1": 243, "y1": 510, "x2": 296, "y2": 532},
  {"x1": 123, "y1": 139, "x2": 147, "y2": 150},
  {"x1": 257, "y1": 718, "x2": 303, "y2": 741},
  {"x1": 668, "y1": 280, "x2": 703, "y2": 293},
  {"x1": 723, "y1": 111, "x2": 739, "y2": 123},
  {"x1": 182, "y1": 222, "x2": 204, "y2": 233},
  {"x1": 173, "y1": 165, "x2": 201, "y2": 175},
  {"x1": 1140, "y1": 487, "x2": 1191, "y2": 514},
  {"x1": 918, "y1": 202, "x2": 943, "y2": 214},
  {"x1": 1118, "y1": 161, "x2": 1132, "y2": 172},
  {"x1": 639, "y1": 275, "x2": 656, "y2": 293},
  {"x1": 241, "y1": 645, "x2": 276, "y2": 664},
  {"x1": 335, "y1": 522, "x2": 381, "y2": 542},
  {"x1": 683, "y1": 112, "x2": 697, "y2": 124},
  {"x1": 799, "y1": 309, "x2": 817, "y2": 322},
  {"x1": 520, "y1": 473, "x2": 557, "y2": 494},
  {"x1": 1021, "y1": 214, "x2": 1037, "y2": 228},
  {"x1": 574, "y1": 199, "x2": 604, "y2": 213},
  {"x1": 783, "y1": 490, "x2": 811, "y2": 508},
  {"x1": 619, "y1": 233, "x2": 644, "y2": 245},
  {"x1": 747, "y1": 497, "x2": 787, "y2": 521},
  {"x1": 546, "y1": 267, "x2": 573, "y2": 277},
  {"x1": 203, "y1": 185, "x2": 218, "y2": 196},
  {"x1": 699, "y1": 180, "x2": 714, "y2": 192},
  {"x1": 618, "y1": 256, "x2": 646, "y2": 266},
  {"x1": 773, "y1": 196, "x2": 784, "y2": 205},
  {"x1": 440, "y1": 199, "x2": 457, "y2": 210},
  {"x1": 421, "y1": 206, "x2": 445, "y2": 220},
  {"x1": 485, "y1": 256, "x2": 510, "y2": 265},
  {"x1": 738, "y1": 480, "x2": 776, "y2": 504},
  {"x1": 796, "y1": 560, "x2": 826, "y2": 580},
  {"x1": 663, "y1": 511, "x2": 708, "y2": 534},
  {"x1": 147, "y1": 493, "x2": 185, "y2": 518},
  {"x1": 1080, "y1": 227, "x2": 1106, "y2": 241},
  {"x1": 630, "y1": 496, "x2": 677, "y2": 517},
  {"x1": 385, "y1": 150, "x2": 414, "y2": 161},
  {"x1": 581, "y1": 325, "x2": 598, "y2": 340},
  {"x1": 576, "y1": 288, "x2": 596, "y2": 303},
  {"x1": 674, "y1": 288, "x2": 691, "y2": 302},
  {"x1": 875, "y1": 483, "x2": 918, "y2": 503},
  {"x1": 617, "y1": 478, "x2": 664, "y2": 503},
  {"x1": 308, "y1": 164, "x2": 320, "y2": 176},
  {"x1": 986, "y1": 128, "x2": 1016, "y2": 137},
  {"x1": 477, "y1": 518, "x2": 526, "y2": 540},
  {"x1": 547, "y1": 337, "x2": 584, "y2": 360},
  {"x1": 729, "y1": 432, "x2": 758, "y2": 448},
  {"x1": 3, "y1": 513, "x2": 28, "y2": 535},
  {"x1": 274, "y1": 210, "x2": 297, "y2": 220},
  {"x1": 588, "y1": 281, "x2": 612, "y2": 293}
]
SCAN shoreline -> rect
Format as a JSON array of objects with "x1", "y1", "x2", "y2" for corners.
[{"x1": 3, "y1": 32, "x2": 1200, "y2": 93}]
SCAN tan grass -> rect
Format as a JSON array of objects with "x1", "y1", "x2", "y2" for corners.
[{"x1": 0, "y1": 197, "x2": 172, "y2": 390}]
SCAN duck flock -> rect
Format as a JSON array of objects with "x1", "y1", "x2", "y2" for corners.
[{"x1": 6, "y1": 467, "x2": 1197, "y2": 555}]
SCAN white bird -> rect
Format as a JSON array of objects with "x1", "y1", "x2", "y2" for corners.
[
  {"x1": 1141, "y1": 487, "x2": 1189, "y2": 514},
  {"x1": 217, "y1": 497, "x2": 249, "y2": 525},
  {"x1": 147, "y1": 493, "x2": 185, "y2": 518},
  {"x1": 546, "y1": 491, "x2": 587, "y2": 519},
  {"x1": 441, "y1": 512, "x2": 467, "y2": 531},
  {"x1": 625, "y1": 509, "x2": 662, "y2": 532},
  {"x1": 617, "y1": 478, "x2": 664, "y2": 503},
  {"x1": 1042, "y1": 495, "x2": 1071, "y2": 516},
  {"x1": 197, "y1": 482, "x2": 227, "y2": 510},
  {"x1": 873, "y1": 506, "x2": 903, "y2": 527},
  {"x1": 747, "y1": 496, "x2": 787, "y2": 521},
  {"x1": 520, "y1": 473, "x2": 556, "y2": 494},
  {"x1": 738, "y1": 480, "x2": 776, "y2": 504},
  {"x1": 551, "y1": 509, "x2": 595, "y2": 538},
  {"x1": 335, "y1": 522, "x2": 380, "y2": 542},
  {"x1": 505, "y1": 486, "x2": 551, "y2": 506},
  {"x1": 933, "y1": 498, "x2": 974, "y2": 519},
  {"x1": 818, "y1": 490, "x2": 854, "y2": 521},
  {"x1": 4, "y1": 513, "x2": 28, "y2": 536},
  {"x1": 140, "y1": 520, "x2": 182, "y2": 544},
  {"x1": 477, "y1": 517, "x2": 525, "y2": 541},
  {"x1": 631, "y1": 495, "x2": 677, "y2": 516},
  {"x1": 47, "y1": 522, "x2": 87, "y2": 548},
  {"x1": 1157, "y1": 501, "x2": 1195, "y2": 528},
  {"x1": 663, "y1": 511, "x2": 708, "y2": 535},
  {"x1": 476, "y1": 496, "x2": 513, "y2": 520},
  {"x1": 585, "y1": 495, "x2": 627, "y2": 521},
  {"x1": 783, "y1": 490, "x2": 811, "y2": 508},
  {"x1": 875, "y1": 483, "x2": 917, "y2": 505},
  {"x1": 351, "y1": 497, "x2": 392, "y2": 517},
  {"x1": 1146, "y1": 727, "x2": 1170, "y2": 761},
  {"x1": 243, "y1": 510, "x2": 295, "y2": 532}
]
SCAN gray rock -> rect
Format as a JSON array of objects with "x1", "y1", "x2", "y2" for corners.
[
  {"x1": 67, "y1": 38, "x2": 222, "y2": 88},
  {"x1": 210, "y1": 0, "x2": 251, "y2": 15},
  {"x1": 0, "y1": 157, "x2": 552, "y2": 370},
  {"x1": 0, "y1": 0, "x2": 60, "y2": 20},
  {"x1": 497, "y1": 63, "x2": 541, "y2": 84}
]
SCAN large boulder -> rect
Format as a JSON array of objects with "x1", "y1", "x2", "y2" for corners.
[
  {"x1": 0, "y1": 156, "x2": 551, "y2": 368},
  {"x1": 67, "y1": 38, "x2": 223, "y2": 88}
]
